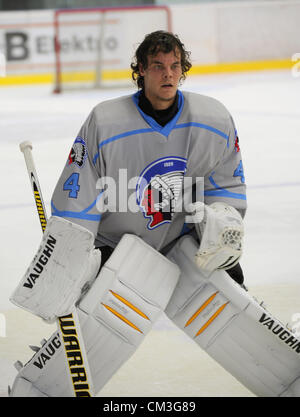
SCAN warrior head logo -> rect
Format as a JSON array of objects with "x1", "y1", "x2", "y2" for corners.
[
  {"x1": 68, "y1": 136, "x2": 87, "y2": 168},
  {"x1": 137, "y1": 157, "x2": 187, "y2": 230}
]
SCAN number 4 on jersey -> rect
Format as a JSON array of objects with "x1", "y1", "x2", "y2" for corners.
[
  {"x1": 233, "y1": 160, "x2": 245, "y2": 184},
  {"x1": 63, "y1": 173, "x2": 80, "y2": 198}
]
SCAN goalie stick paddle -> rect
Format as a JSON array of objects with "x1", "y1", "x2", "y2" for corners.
[{"x1": 19, "y1": 141, "x2": 94, "y2": 397}]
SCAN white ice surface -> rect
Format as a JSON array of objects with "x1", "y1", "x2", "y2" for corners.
[{"x1": 0, "y1": 70, "x2": 300, "y2": 397}]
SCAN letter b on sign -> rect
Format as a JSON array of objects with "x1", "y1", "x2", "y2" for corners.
[{"x1": 5, "y1": 32, "x2": 29, "y2": 61}]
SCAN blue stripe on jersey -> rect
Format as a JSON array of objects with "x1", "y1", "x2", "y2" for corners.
[
  {"x1": 92, "y1": 128, "x2": 153, "y2": 165},
  {"x1": 174, "y1": 122, "x2": 229, "y2": 147},
  {"x1": 51, "y1": 198, "x2": 102, "y2": 221},
  {"x1": 204, "y1": 174, "x2": 246, "y2": 200}
]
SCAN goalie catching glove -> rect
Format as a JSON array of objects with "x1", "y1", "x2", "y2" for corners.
[
  {"x1": 189, "y1": 201, "x2": 244, "y2": 272},
  {"x1": 10, "y1": 216, "x2": 101, "y2": 322}
]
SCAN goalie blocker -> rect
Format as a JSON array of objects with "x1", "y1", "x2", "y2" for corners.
[{"x1": 9, "y1": 229, "x2": 180, "y2": 397}]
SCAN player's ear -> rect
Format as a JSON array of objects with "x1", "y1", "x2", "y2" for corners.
[{"x1": 139, "y1": 63, "x2": 145, "y2": 76}]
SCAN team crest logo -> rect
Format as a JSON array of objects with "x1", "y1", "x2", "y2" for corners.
[
  {"x1": 68, "y1": 136, "x2": 87, "y2": 168},
  {"x1": 136, "y1": 157, "x2": 187, "y2": 230}
]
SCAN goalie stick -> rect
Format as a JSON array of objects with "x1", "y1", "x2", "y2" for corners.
[{"x1": 19, "y1": 141, "x2": 94, "y2": 397}]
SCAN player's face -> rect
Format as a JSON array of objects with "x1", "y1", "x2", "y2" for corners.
[{"x1": 139, "y1": 48, "x2": 182, "y2": 110}]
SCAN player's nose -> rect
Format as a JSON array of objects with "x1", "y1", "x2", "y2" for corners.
[{"x1": 163, "y1": 66, "x2": 173, "y2": 79}]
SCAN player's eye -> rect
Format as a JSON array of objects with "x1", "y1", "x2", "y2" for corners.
[{"x1": 172, "y1": 63, "x2": 181, "y2": 71}]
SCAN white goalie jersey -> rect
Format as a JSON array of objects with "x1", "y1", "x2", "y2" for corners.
[{"x1": 51, "y1": 90, "x2": 247, "y2": 250}]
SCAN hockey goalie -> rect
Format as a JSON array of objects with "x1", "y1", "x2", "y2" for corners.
[{"x1": 9, "y1": 29, "x2": 300, "y2": 397}]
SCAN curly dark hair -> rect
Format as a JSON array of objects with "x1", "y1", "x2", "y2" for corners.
[{"x1": 131, "y1": 31, "x2": 192, "y2": 89}]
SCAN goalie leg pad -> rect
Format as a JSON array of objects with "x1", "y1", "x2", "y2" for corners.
[
  {"x1": 9, "y1": 234, "x2": 180, "y2": 397},
  {"x1": 165, "y1": 235, "x2": 300, "y2": 397}
]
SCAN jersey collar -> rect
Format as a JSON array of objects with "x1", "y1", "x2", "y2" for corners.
[{"x1": 132, "y1": 90, "x2": 184, "y2": 138}]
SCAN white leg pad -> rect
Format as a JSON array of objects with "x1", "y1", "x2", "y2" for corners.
[
  {"x1": 9, "y1": 234, "x2": 180, "y2": 397},
  {"x1": 165, "y1": 235, "x2": 300, "y2": 397}
]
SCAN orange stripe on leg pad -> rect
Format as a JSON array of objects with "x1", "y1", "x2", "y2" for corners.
[
  {"x1": 185, "y1": 292, "x2": 219, "y2": 328},
  {"x1": 102, "y1": 303, "x2": 143, "y2": 334},
  {"x1": 109, "y1": 290, "x2": 150, "y2": 321},
  {"x1": 195, "y1": 302, "x2": 229, "y2": 338}
]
